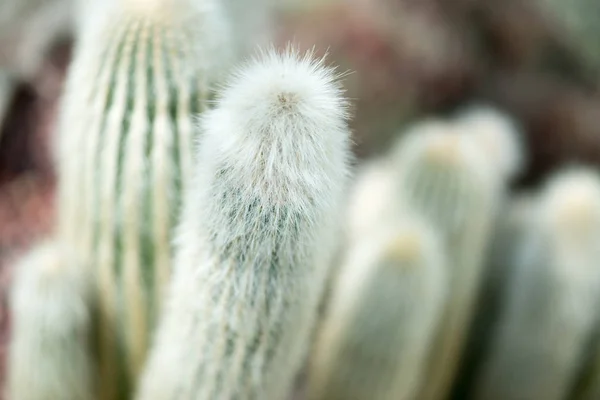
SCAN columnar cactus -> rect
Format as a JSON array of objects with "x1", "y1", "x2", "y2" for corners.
[
  {"x1": 135, "y1": 48, "x2": 351, "y2": 400},
  {"x1": 390, "y1": 122, "x2": 499, "y2": 400},
  {"x1": 451, "y1": 193, "x2": 536, "y2": 399},
  {"x1": 308, "y1": 216, "x2": 446, "y2": 400},
  {"x1": 474, "y1": 168, "x2": 600, "y2": 400},
  {"x1": 6, "y1": 241, "x2": 94, "y2": 400},
  {"x1": 54, "y1": 0, "x2": 232, "y2": 397}
]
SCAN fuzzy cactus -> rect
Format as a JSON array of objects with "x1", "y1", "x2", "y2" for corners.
[
  {"x1": 307, "y1": 216, "x2": 446, "y2": 400},
  {"x1": 6, "y1": 240, "x2": 95, "y2": 400},
  {"x1": 53, "y1": 0, "x2": 232, "y2": 397},
  {"x1": 390, "y1": 121, "x2": 499, "y2": 400},
  {"x1": 135, "y1": 47, "x2": 351, "y2": 400},
  {"x1": 474, "y1": 168, "x2": 600, "y2": 400}
]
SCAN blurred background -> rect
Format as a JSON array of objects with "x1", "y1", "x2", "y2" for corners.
[{"x1": 0, "y1": 0, "x2": 599, "y2": 396}]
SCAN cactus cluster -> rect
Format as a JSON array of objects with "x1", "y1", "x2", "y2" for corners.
[{"x1": 5, "y1": 1, "x2": 600, "y2": 400}]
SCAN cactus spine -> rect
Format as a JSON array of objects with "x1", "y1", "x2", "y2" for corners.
[
  {"x1": 136, "y1": 48, "x2": 351, "y2": 400},
  {"x1": 308, "y1": 216, "x2": 446, "y2": 400},
  {"x1": 390, "y1": 122, "x2": 499, "y2": 400},
  {"x1": 475, "y1": 168, "x2": 600, "y2": 400},
  {"x1": 6, "y1": 241, "x2": 94, "y2": 400},
  {"x1": 54, "y1": 0, "x2": 231, "y2": 397}
]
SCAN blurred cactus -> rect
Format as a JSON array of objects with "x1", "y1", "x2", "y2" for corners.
[
  {"x1": 390, "y1": 120, "x2": 500, "y2": 400},
  {"x1": 136, "y1": 48, "x2": 351, "y2": 400},
  {"x1": 308, "y1": 216, "x2": 446, "y2": 400},
  {"x1": 6, "y1": 240, "x2": 94, "y2": 400},
  {"x1": 454, "y1": 106, "x2": 525, "y2": 183},
  {"x1": 53, "y1": 0, "x2": 232, "y2": 397},
  {"x1": 475, "y1": 168, "x2": 600, "y2": 400},
  {"x1": 452, "y1": 193, "x2": 537, "y2": 399}
]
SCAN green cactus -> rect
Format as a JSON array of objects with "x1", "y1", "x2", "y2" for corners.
[
  {"x1": 54, "y1": 0, "x2": 232, "y2": 398},
  {"x1": 390, "y1": 120, "x2": 500, "y2": 400},
  {"x1": 475, "y1": 168, "x2": 600, "y2": 400},
  {"x1": 308, "y1": 216, "x2": 446, "y2": 400}
]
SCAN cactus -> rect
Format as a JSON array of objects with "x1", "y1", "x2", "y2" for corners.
[
  {"x1": 389, "y1": 121, "x2": 499, "y2": 400},
  {"x1": 474, "y1": 168, "x2": 600, "y2": 400},
  {"x1": 451, "y1": 193, "x2": 537, "y2": 399},
  {"x1": 135, "y1": 47, "x2": 351, "y2": 400},
  {"x1": 307, "y1": 215, "x2": 446, "y2": 400},
  {"x1": 454, "y1": 105, "x2": 525, "y2": 183},
  {"x1": 53, "y1": 0, "x2": 232, "y2": 398},
  {"x1": 6, "y1": 240, "x2": 95, "y2": 400}
]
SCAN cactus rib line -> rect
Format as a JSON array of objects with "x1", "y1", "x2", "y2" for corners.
[
  {"x1": 92, "y1": 19, "x2": 132, "y2": 400},
  {"x1": 122, "y1": 18, "x2": 151, "y2": 383}
]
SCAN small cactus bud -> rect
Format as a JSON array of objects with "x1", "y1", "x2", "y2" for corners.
[
  {"x1": 135, "y1": 47, "x2": 352, "y2": 400},
  {"x1": 475, "y1": 167, "x2": 600, "y2": 400},
  {"x1": 307, "y1": 216, "x2": 446, "y2": 400},
  {"x1": 54, "y1": 0, "x2": 233, "y2": 397},
  {"x1": 7, "y1": 241, "x2": 95, "y2": 400}
]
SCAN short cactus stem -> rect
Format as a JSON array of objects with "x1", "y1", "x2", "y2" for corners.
[
  {"x1": 475, "y1": 168, "x2": 600, "y2": 400},
  {"x1": 308, "y1": 215, "x2": 446, "y2": 400},
  {"x1": 390, "y1": 120, "x2": 499, "y2": 400},
  {"x1": 135, "y1": 47, "x2": 351, "y2": 400},
  {"x1": 54, "y1": 0, "x2": 232, "y2": 397}
]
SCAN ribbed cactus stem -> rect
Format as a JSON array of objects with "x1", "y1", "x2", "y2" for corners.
[
  {"x1": 391, "y1": 121, "x2": 498, "y2": 400},
  {"x1": 475, "y1": 168, "x2": 600, "y2": 400},
  {"x1": 136, "y1": 48, "x2": 351, "y2": 400},
  {"x1": 308, "y1": 216, "x2": 446, "y2": 400},
  {"x1": 54, "y1": 1, "x2": 231, "y2": 398},
  {"x1": 7, "y1": 241, "x2": 94, "y2": 400}
]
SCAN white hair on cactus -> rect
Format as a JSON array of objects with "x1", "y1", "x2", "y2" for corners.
[
  {"x1": 308, "y1": 214, "x2": 447, "y2": 400},
  {"x1": 136, "y1": 46, "x2": 351, "y2": 400},
  {"x1": 7, "y1": 240, "x2": 94, "y2": 400},
  {"x1": 475, "y1": 167, "x2": 600, "y2": 400},
  {"x1": 455, "y1": 105, "x2": 525, "y2": 182}
]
